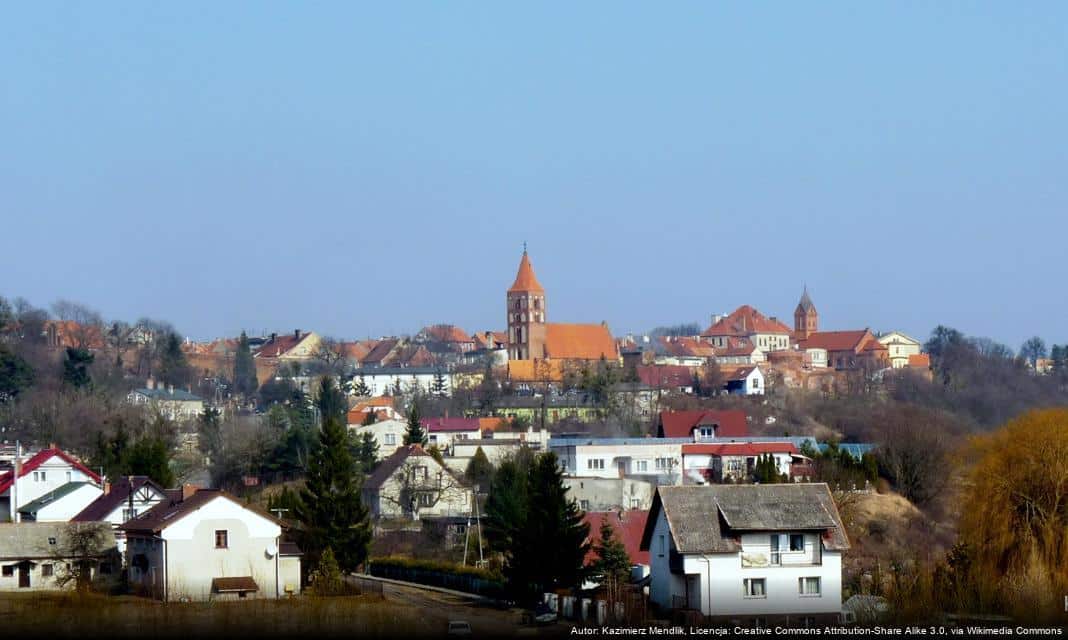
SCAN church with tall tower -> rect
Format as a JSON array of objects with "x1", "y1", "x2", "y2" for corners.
[
  {"x1": 504, "y1": 248, "x2": 618, "y2": 363},
  {"x1": 507, "y1": 249, "x2": 547, "y2": 360},
  {"x1": 794, "y1": 286, "x2": 819, "y2": 340}
]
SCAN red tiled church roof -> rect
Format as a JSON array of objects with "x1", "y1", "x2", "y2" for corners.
[
  {"x1": 508, "y1": 251, "x2": 545, "y2": 293},
  {"x1": 544, "y1": 323, "x2": 618, "y2": 360}
]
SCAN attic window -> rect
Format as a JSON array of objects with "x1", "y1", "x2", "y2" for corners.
[{"x1": 48, "y1": 537, "x2": 57, "y2": 545}]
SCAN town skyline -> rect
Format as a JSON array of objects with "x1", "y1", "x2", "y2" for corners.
[{"x1": 5, "y1": 3, "x2": 1066, "y2": 350}]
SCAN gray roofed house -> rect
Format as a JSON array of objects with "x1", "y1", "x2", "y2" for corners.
[
  {"x1": 640, "y1": 483, "x2": 849, "y2": 623},
  {"x1": 0, "y1": 522, "x2": 119, "y2": 591},
  {"x1": 18, "y1": 482, "x2": 103, "y2": 522},
  {"x1": 127, "y1": 380, "x2": 205, "y2": 420}
]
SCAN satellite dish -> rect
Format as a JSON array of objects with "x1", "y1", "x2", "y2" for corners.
[{"x1": 265, "y1": 544, "x2": 278, "y2": 558}]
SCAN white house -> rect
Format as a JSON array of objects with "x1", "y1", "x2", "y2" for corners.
[
  {"x1": 723, "y1": 366, "x2": 765, "y2": 396},
  {"x1": 877, "y1": 332, "x2": 922, "y2": 369},
  {"x1": 18, "y1": 482, "x2": 103, "y2": 522},
  {"x1": 0, "y1": 521, "x2": 119, "y2": 592},
  {"x1": 127, "y1": 379, "x2": 205, "y2": 420},
  {"x1": 549, "y1": 437, "x2": 687, "y2": 485},
  {"x1": 350, "y1": 419, "x2": 408, "y2": 460},
  {"x1": 0, "y1": 447, "x2": 103, "y2": 522},
  {"x1": 121, "y1": 487, "x2": 301, "y2": 601},
  {"x1": 564, "y1": 476, "x2": 657, "y2": 512},
  {"x1": 362, "y1": 445, "x2": 473, "y2": 521},
  {"x1": 72, "y1": 476, "x2": 170, "y2": 557},
  {"x1": 640, "y1": 484, "x2": 849, "y2": 625},
  {"x1": 351, "y1": 367, "x2": 451, "y2": 397},
  {"x1": 422, "y1": 417, "x2": 482, "y2": 450},
  {"x1": 681, "y1": 442, "x2": 803, "y2": 484}
]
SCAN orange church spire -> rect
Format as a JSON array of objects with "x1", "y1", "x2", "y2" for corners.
[{"x1": 508, "y1": 249, "x2": 544, "y2": 293}]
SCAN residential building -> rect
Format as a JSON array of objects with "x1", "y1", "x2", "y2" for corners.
[
  {"x1": 72, "y1": 476, "x2": 170, "y2": 557},
  {"x1": 582, "y1": 510, "x2": 651, "y2": 584},
  {"x1": 0, "y1": 522, "x2": 119, "y2": 592},
  {"x1": 122, "y1": 487, "x2": 301, "y2": 601},
  {"x1": 723, "y1": 366, "x2": 765, "y2": 396},
  {"x1": 564, "y1": 476, "x2": 657, "y2": 512},
  {"x1": 640, "y1": 484, "x2": 849, "y2": 624},
  {"x1": 17, "y1": 482, "x2": 102, "y2": 522},
  {"x1": 345, "y1": 396, "x2": 404, "y2": 425},
  {"x1": 713, "y1": 338, "x2": 766, "y2": 366},
  {"x1": 0, "y1": 447, "x2": 103, "y2": 522},
  {"x1": 127, "y1": 379, "x2": 205, "y2": 420},
  {"x1": 350, "y1": 366, "x2": 451, "y2": 396},
  {"x1": 877, "y1": 331, "x2": 922, "y2": 369},
  {"x1": 797, "y1": 330, "x2": 889, "y2": 371},
  {"x1": 636, "y1": 365, "x2": 695, "y2": 394},
  {"x1": 495, "y1": 393, "x2": 601, "y2": 425},
  {"x1": 254, "y1": 329, "x2": 322, "y2": 361},
  {"x1": 654, "y1": 336, "x2": 717, "y2": 367},
  {"x1": 550, "y1": 437, "x2": 688, "y2": 485},
  {"x1": 350, "y1": 419, "x2": 408, "y2": 459},
  {"x1": 422, "y1": 417, "x2": 482, "y2": 449},
  {"x1": 681, "y1": 442, "x2": 804, "y2": 484},
  {"x1": 361, "y1": 445, "x2": 473, "y2": 521},
  {"x1": 702, "y1": 306, "x2": 792, "y2": 353},
  {"x1": 656, "y1": 410, "x2": 749, "y2": 441}
]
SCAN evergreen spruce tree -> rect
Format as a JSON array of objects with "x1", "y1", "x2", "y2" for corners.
[
  {"x1": 316, "y1": 376, "x2": 347, "y2": 428},
  {"x1": 432, "y1": 368, "x2": 448, "y2": 396},
  {"x1": 486, "y1": 450, "x2": 589, "y2": 604},
  {"x1": 62, "y1": 347, "x2": 94, "y2": 389},
  {"x1": 464, "y1": 446, "x2": 495, "y2": 493},
  {"x1": 295, "y1": 415, "x2": 372, "y2": 574},
  {"x1": 589, "y1": 517, "x2": 633, "y2": 602},
  {"x1": 403, "y1": 402, "x2": 427, "y2": 446},
  {"x1": 156, "y1": 332, "x2": 192, "y2": 387},
  {"x1": 352, "y1": 376, "x2": 371, "y2": 397},
  {"x1": 233, "y1": 331, "x2": 259, "y2": 399}
]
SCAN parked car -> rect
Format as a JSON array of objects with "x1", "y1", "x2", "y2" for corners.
[{"x1": 533, "y1": 602, "x2": 557, "y2": 624}]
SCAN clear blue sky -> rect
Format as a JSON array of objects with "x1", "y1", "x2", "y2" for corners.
[{"x1": 3, "y1": 3, "x2": 1066, "y2": 349}]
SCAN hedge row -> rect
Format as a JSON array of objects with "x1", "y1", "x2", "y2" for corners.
[{"x1": 368, "y1": 556, "x2": 504, "y2": 597}]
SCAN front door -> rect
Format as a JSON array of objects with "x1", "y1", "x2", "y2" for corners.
[{"x1": 18, "y1": 563, "x2": 30, "y2": 588}]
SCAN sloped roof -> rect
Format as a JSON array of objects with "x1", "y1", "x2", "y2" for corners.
[
  {"x1": 656, "y1": 337, "x2": 716, "y2": 359},
  {"x1": 701, "y1": 306, "x2": 792, "y2": 338},
  {"x1": 796, "y1": 287, "x2": 816, "y2": 314},
  {"x1": 657, "y1": 410, "x2": 749, "y2": 439},
  {"x1": 508, "y1": 251, "x2": 545, "y2": 293},
  {"x1": 422, "y1": 325, "x2": 472, "y2": 343},
  {"x1": 121, "y1": 489, "x2": 283, "y2": 535},
  {"x1": 361, "y1": 339, "x2": 399, "y2": 365},
  {"x1": 908, "y1": 354, "x2": 931, "y2": 368},
  {"x1": 682, "y1": 442, "x2": 798, "y2": 457},
  {"x1": 0, "y1": 522, "x2": 116, "y2": 560},
  {"x1": 0, "y1": 448, "x2": 103, "y2": 494},
  {"x1": 545, "y1": 323, "x2": 618, "y2": 360},
  {"x1": 583, "y1": 510, "x2": 651, "y2": 567},
  {"x1": 422, "y1": 417, "x2": 481, "y2": 433},
  {"x1": 254, "y1": 334, "x2": 303, "y2": 359},
  {"x1": 72, "y1": 476, "x2": 167, "y2": 522},
  {"x1": 635, "y1": 365, "x2": 693, "y2": 389},
  {"x1": 19, "y1": 482, "x2": 98, "y2": 516},
  {"x1": 132, "y1": 387, "x2": 202, "y2": 402},
  {"x1": 339, "y1": 341, "x2": 374, "y2": 361},
  {"x1": 363, "y1": 444, "x2": 435, "y2": 490},
  {"x1": 508, "y1": 359, "x2": 563, "y2": 383},
  {"x1": 721, "y1": 365, "x2": 760, "y2": 382},
  {"x1": 639, "y1": 484, "x2": 849, "y2": 554},
  {"x1": 798, "y1": 330, "x2": 874, "y2": 353}
]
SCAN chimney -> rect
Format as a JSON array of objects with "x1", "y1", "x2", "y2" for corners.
[
  {"x1": 181, "y1": 484, "x2": 199, "y2": 501},
  {"x1": 103, "y1": 480, "x2": 111, "y2": 496},
  {"x1": 294, "y1": 329, "x2": 301, "y2": 340},
  {"x1": 770, "y1": 317, "x2": 778, "y2": 324},
  {"x1": 270, "y1": 332, "x2": 277, "y2": 342}
]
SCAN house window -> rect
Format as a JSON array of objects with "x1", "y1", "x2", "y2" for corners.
[
  {"x1": 655, "y1": 458, "x2": 671, "y2": 470},
  {"x1": 698, "y1": 425, "x2": 715, "y2": 439},
  {"x1": 412, "y1": 465, "x2": 428, "y2": 480},
  {"x1": 635, "y1": 460, "x2": 648, "y2": 472},
  {"x1": 799, "y1": 577, "x2": 821, "y2": 596},
  {"x1": 385, "y1": 433, "x2": 396, "y2": 446},
  {"x1": 658, "y1": 535, "x2": 666, "y2": 557},
  {"x1": 66, "y1": 471, "x2": 72, "y2": 482},
  {"x1": 752, "y1": 378, "x2": 760, "y2": 389},
  {"x1": 629, "y1": 498, "x2": 641, "y2": 509},
  {"x1": 743, "y1": 578, "x2": 767, "y2": 598},
  {"x1": 579, "y1": 500, "x2": 590, "y2": 511},
  {"x1": 48, "y1": 537, "x2": 57, "y2": 545},
  {"x1": 215, "y1": 530, "x2": 228, "y2": 549},
  {"x1": 123, "y1": 508, "x2": 137, "y2": 521},
  {"x1": 790, "y1": 534, "x2": 805, "y2": 551},
  {"x1": 418, "y1": 493, "x2": 434, "y2": 507},
  {"x1": 587, "y1": 459, "x2": 604, "y2": 470},
  {"x1": 40, "y1": 471, "x2": 46, "y2": 481},
  {"x1": 33, "y1": 472, "x2": 39, "y2": 482},
  {"x1": 2, "y1": 566, "x2": 13, "y2": 577},
  {"x1": 42, "y1": 564, "x2": 54, "y2": 577}
]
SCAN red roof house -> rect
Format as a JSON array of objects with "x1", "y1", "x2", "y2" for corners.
[{"x1": 657, "y1": 410, "x2": 749, "y2": 439}]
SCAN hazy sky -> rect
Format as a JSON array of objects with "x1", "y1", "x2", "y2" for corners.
[{"x1": 3, "y1": 3, "x2": 1066, "y2": 348}]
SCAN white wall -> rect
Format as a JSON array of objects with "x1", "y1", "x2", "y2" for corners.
[
  {"x1": 351, "y1": 419, "x2": 407, "y2": 460},
  {"x1": 4, "y1": 457, "x2": 99, "y2": 522},
  {"x1": 25, "y1": 484, "x2": 102, "y2": 522},
  {"x1": 554, "y1": 443, "x2": 683, "y2": 482}
]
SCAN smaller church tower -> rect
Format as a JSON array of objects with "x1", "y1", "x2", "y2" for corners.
[
  {"x1": 507, "y1": 249, "x2": 547, "y2": 360},
  {"x1": 794, "y1": 286, "x2": 818, "y2": 340}
]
